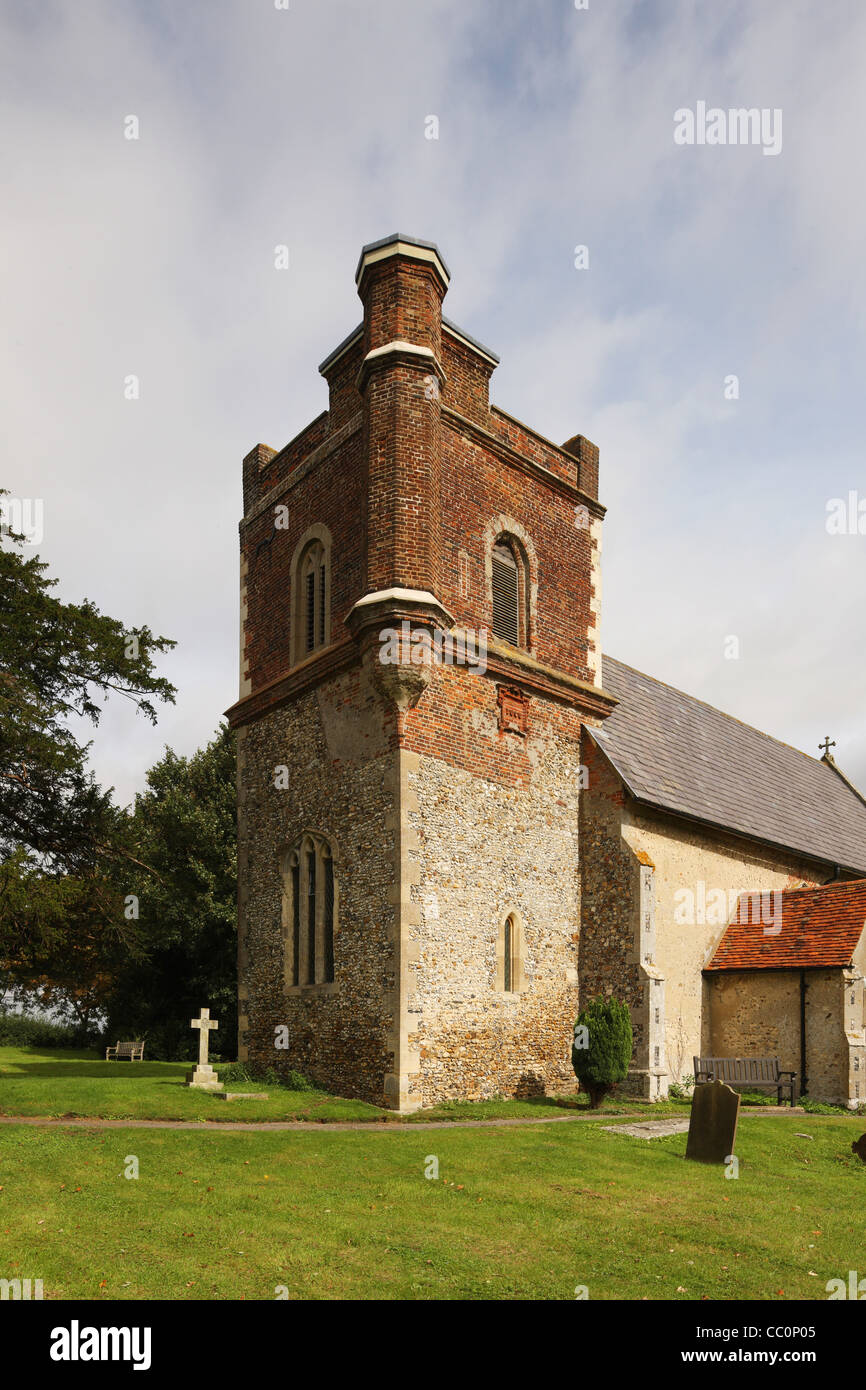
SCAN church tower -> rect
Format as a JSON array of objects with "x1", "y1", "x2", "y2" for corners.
[{"x1": 228, "y1": 235, "x2": 615, "y2": 1110}]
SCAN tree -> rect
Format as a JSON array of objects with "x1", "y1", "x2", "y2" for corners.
[
  {"x1": 101, "y1": 725, "x2": 238, "y2": 1060},
  {"x1": 0, "y1": 501, "x2": 176, "y2": 877},
  {"x1": 0, "y1": 847, "x2": 133, "y2": 1032},
  {"x1": 571, "y1": 996, "x2": 633, "y2": 1108},
  {"x1": 0, "y1": 505, "x2": 177, "y2": 1013},
  {"x1": 0, "y1": 509, "x2": 240, "y2": 1059}
]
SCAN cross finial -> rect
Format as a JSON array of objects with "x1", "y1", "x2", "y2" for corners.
[{"x1": 819, "y1": 736, "x2": 836, "y2": 759}]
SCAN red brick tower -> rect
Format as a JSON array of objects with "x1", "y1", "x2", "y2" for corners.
[{"x1": 229, "y1": 234, "x2": 614, "y2": 1110}]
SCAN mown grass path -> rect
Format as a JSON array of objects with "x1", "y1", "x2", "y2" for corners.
[
  {"x1": 0, "y1": 1112, "x2": 612, "y2": 1130},
  {"x1": 0, "y1": 1109, "x2": 802, "y2": 1131}
]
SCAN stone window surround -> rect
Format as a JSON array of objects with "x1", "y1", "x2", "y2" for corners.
[
  {"x1": 482, "y1": 514, "x2": 537, "y2": 658},
  {"x1": 495, "y1": 907, "x2": 527, "y2": 995},
  {"x1": 281, "y1": 830, "x2": 339, "y2": 994},
  {"x1": 290, "y1": 523, "x2": 333, "y2": 667}
]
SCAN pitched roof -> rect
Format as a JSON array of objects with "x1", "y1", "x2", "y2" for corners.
[
  {"x1": 592, "y1": 656, "x2": 866, "y2": 875},
  {"x1": 706, "y1": 878, "x2": 866, "y2": 970}
]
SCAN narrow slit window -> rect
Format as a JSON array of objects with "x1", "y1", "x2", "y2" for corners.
[
  {"x1": 324, "y1": 853, "x2": 335, "y2": 983},
  {"x1": 295, "y1": 535, "x2": 330, "y2": 664},
  {"x1": 306, "y1": 850, "x2": 317, "y2": 984},
  {"x1": 305, "y1": 571, "x2": 316, "y2": 653},
  {"x1": 503, "y1": 914, "x2": 514, "y2": 993},
  {"x1": 291, "y1": 860, "x2": 300, "y2": 987}
]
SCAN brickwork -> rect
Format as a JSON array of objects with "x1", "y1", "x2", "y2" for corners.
[
  {"x1": 440, "y1": 327, "x2": 494, "y2": 425},
  {"x1": 241, "y1": 426, "x2": 364, "y2": 693}
]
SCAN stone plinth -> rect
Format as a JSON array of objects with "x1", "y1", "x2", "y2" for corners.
[{"x1": 186, "y1": 1064, "x2": 224, "y2": 1092}]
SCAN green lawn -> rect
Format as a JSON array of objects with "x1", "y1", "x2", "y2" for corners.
[
  {"x1": 0, "y1": 1047, "x2": 383, "y2": 1123},
  {"x1": 0, "y1": 1047, "x2": 657, "y2": 1124},
  {"x1": 0, "y1": 1113, "x2": 862, "y2": 1300}
]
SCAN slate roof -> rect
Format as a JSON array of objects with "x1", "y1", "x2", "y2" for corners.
[
  {"x1": 591, "y1": 656, "x2": 866, "y2": 875},
  {"x1": 706, "y1": 879, "x2": 866, "y2": 971}
]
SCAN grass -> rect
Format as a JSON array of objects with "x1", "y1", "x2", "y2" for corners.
[
  {"x1": 0, "y1": 1047, "x2": 677, "y2": 1124},
  {"x1": 0, "y1": 1113, "x2": 863, "y2": 1300},
  {"x1": 1, "y1": 1046, "x2": 862, "y2": 1300},
  {"x1": 0, "y1": 1047, "x2": 383, "y2": 1123}
]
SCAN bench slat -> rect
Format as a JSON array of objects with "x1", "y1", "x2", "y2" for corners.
[{"x1": 692, "y1": 1056, "x2": 796, "y2": 1105}]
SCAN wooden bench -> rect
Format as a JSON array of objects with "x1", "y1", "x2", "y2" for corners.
[
  {"x1": 105, "y1": 1040, "x2": 145, "y2": 1062},
  {"x1": 693, "y1": 1056, "x2": 797, "y2": 1106}
]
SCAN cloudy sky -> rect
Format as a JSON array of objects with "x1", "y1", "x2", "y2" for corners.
[{"x1": 3, "y1": 0, "x2": 865, "y2": 805}]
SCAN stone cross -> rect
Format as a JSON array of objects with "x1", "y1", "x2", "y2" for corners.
[
  {"x1": 186, "y1": 1008, "x2": 223, "y2": 1091},
  {"x1": 819, "y1": 736, "x2": 836, "y2": 759},
  {"x1": 191, "y1": 1008, "x2": 218, "y2": 1066}
]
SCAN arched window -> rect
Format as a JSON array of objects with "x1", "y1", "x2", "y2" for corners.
[
  {"x1": 302, "y1": 541, "x2": 326, "y2": 655},
  {"x1": 496, "y1": 910, "x2": 525, "y2": 993},
  {"x1": 292, "y1": 529, "x2": 331, "y2": 664},
  {"x1": 503, "y1": 914, "x2": 514, "y2": 993},
  {"x1": 491, "y1": 536, "x2": 528, "y2": 647},
  {"x1": 283, "y1": 833, "x2": 337, "y2": 987}
]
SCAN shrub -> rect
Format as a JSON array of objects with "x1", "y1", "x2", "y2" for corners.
[
  {"x1": 263, "y1": 1065, "x2": 317, "y2": 1092},
  {"x1": 669, "y1": 1073, "x2": 695, "y2": 1100},
  {"x1": 800, "y1": 1095, "x2": 850, "y2": 1116},
  {"x1": 216, "y1": 1060, "x2": 318, "y2": 1092},
  {"x1": 0, "y1": 1009, "x2": 92, "y2": 1050},
  {"x1": 571, "y1": 996, "x2": 633, "y2": 1109},
  {"x1": 285, "y1": 1069, "x2": 317, "y2": 1091},
  {"x1": 217, "y1": 1062, "x2": 252, "y2": 1087}
]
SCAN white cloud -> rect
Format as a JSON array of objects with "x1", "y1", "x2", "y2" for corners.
[{"x1": 2, "y1": 0, "x2": 864, "y2": 800}]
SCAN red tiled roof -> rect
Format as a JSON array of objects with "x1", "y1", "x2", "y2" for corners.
[{"x1": 706, "y1": 878, "x2": 866, "y2": 971}]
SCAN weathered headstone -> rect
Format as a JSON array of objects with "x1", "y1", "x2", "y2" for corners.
[
  {"x1": 852, "y1": 1133, "x2": 866, "y2": 1163},
  {"x1": 685, "y1": 1079, "x2": 740, "y2": 1163},
  {"x1": 186, "y1": 1007, "x2": 224, "y2": 1091}
]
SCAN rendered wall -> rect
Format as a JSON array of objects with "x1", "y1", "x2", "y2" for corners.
[{"x1": 580, "y1": 733, "x2": 827, "y2": 1096}]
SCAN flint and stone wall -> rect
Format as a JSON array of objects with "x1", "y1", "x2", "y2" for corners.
[
  {"x1": 237, "y1": 652, "x2": 592, "y2": 1109},
  {"x1": 405, "y1": 668, "x2": 586, "y2": 1107},
  {"x1": 237, "y1": 663, "x2": 400, "y2": 1103}
]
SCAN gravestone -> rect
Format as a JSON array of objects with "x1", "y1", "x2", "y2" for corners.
[
  {"x1": 215, "y1": 1092, "x2": 270, "y2": 1102},
  {"x1": 603, "y1": 1119, "x2": 690, "y2": 1140},
  {"x1": 186, "y1": 1007, "x2": 224, "y2": 1091},
  {"x1": 685, "y1": 1079, "x2": 740, "y2": 1163},
  {"x1": 852, "y1": 1133, "x2": 866, "y2": 1163}
]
